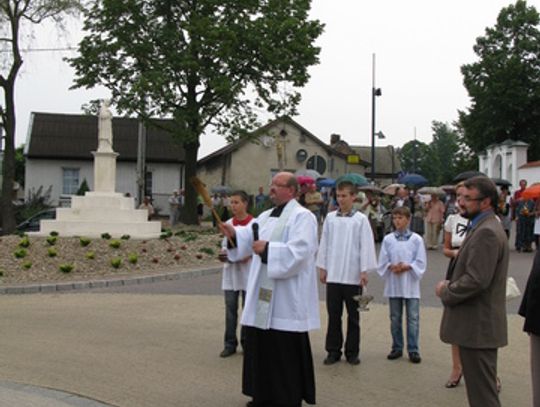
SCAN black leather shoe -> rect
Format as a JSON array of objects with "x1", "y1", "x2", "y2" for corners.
[
  {"x1": 323, "y1": 354, "x2": 340, "y2": 365},
  {"x1": 409, "y1": 352, "x2": 422, "y2": 363},
  {"x1": 220, "y1": 348, "x2": 236, "y2": 358},
  {"x1": 387, "y1": 350, "x2": 403, "y2": 360},
  {"x1": 346, "y1": 356, "x2": 360, "y2": 365}
]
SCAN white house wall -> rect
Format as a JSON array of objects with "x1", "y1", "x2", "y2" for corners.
[{"x1": 25, "y1": 158, "x2": 183, "y2": 215}]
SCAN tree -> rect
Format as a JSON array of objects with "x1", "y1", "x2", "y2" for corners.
[
  {"x1": 68, "y1": 0, "x2": 324, "y2": 224},
  {"x1": 398, "y1": 139, "x2": 433, "y2": 182},
  {"x1": 459, "y1": 0, "x2": 540, "y2": 161},
  {"x1": 0, "y1": 0, "x2": 82, "y2": 233},
  {"x1": 429, "y1": 121, "x2": 459, "y2": 185}
]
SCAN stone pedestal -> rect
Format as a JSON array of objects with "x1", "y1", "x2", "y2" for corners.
[
  {"x1": 39, "y1": 192, "x2": 161, "y2": 239},
  {"x1": 92, "y1": 151, "x2": 118, "y2": 193}
]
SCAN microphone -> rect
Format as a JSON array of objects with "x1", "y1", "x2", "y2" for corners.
[{"x1": 252, "y1": 223, "x2": 259, "y2": 241}]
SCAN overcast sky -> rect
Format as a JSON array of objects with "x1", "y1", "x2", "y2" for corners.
[{"x1": 12, "y1": 0, "x2": 540, "y2": 158}]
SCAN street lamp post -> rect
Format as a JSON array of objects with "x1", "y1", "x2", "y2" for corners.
[{"x1": 371, "y1": 53, "x2": 382, "y2": 183}]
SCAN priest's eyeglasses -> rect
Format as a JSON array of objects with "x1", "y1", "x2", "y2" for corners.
[{"x1": 270, "y1": 183, "x2": 289, "y2": 188}]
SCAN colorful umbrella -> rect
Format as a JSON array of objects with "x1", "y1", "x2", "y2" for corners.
[
  {"x1": 418, "y1": 186, "x2": 445, "y2": 196},
  {"x1": 398, "y1": 173, "x2": 428, "y2": 187},
  {"x1": 382, "y1": 183, "x2": 405, "y2": 195},
  {"x1": 491, "y1": 178, "x2": 512, "y2": 187},
  {"x1": 521, "y1": 183, "x2": 540, "y2": 200},
  {"x1": 297, "y1": 175, "x2": 315, "y2": 185},
  {"x1": 336, "y1": 173, "x2": 369, "y2": 187},
  {"x1": 317, "y1": 178, "x2": 336, "y2": 188},
  {"x1": 295, "y1": 169, "x2": 321, "y2": 179},
  {"x1": 452, "y1": 170, "x2": 486, "y2": 183},
  {"x1": 358, "y1": 185, "x2": 384, "y2": 194}
]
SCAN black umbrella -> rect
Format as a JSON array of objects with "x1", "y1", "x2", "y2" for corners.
[
  {"x1": 491, "y1": 178, "x2": 512, "y2": 187},
  {"x1": 452, "y1": 170, "x2": 486, "y2": 183}
]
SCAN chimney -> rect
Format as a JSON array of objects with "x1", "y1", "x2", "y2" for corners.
[{"x1": 330, "y1": 133, "x2": 341, "y2": 145}]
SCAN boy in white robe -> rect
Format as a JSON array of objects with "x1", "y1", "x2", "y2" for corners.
[
  {"x1": 317, "y1": 180, "x2": 378, "y2": 365},
  {"x1": 218, "y1": 190, "x2": 254, "y2": 358},
  {"x1": 377, "y1": 206, "x2": 427, "y2": 363},
  {"x1": 219, "y1": 172, "x2": 319, "y2": 407}
]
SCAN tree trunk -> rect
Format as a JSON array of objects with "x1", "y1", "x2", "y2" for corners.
[
  {"x1": 179, "y1": 140, "x2": 200, "y2": 225},
  {"x1": 1, "y1": 82, "x2": 17, "y2": 233}
]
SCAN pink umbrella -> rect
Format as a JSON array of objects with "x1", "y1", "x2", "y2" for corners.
[{"x1": 297, "y1": 175, "x2": 315, "y2": 185}]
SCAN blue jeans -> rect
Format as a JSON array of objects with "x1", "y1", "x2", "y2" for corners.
[
  {"x1": 388, "y1": 298, "x2": 419, "y2": 354},
  {"x1": 224, "y1": 290, "x2": 246, "y2": 350}
]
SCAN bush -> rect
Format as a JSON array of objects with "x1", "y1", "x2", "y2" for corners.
[
  {"x1": 47, "y1": 247, "x2": 58, "y2": 257},
  {"x1": 80, "y1": 237, "x2": 91, "y2": 247},
  {"x1": 18, "y1": 236, "x2": 30, "y2": 248},
  {"x1": 121, "y1": 234, "x2": 131, "y2": 240},
  {"x1": 111, "y1": 258, "x2": 122, "y2": 268},
  {"x1": 199, "y1": 247, "x2": 215, "y2": 256},
  {"x1": 109, "y1": 239, "x2": 122, "y2": 249},
  {"x1": 49, "y1": 231, "x2": 59, "y2": 237},
  {"x1": 128, "y1": 253, "x2": 138, "y2": 264},
  {"x1": 101, "y1": 232, "x2": 111, "y2": 240},
  {"x1": 0, "y1": 269, "x2": 3, "y2": 277},
  {"x1": 159, "y1": 233, "x2": 169, "y2": 240},
  {"x1": 59, "y1": 263, "x2": 74, "y2": 273},
  {"x1": 22, "y1": 261, "x2": 32, "y2": 269},
  {"x1": 183, "y1": 233, "x2": 198, "y2": 242},
  {"x1": 85, "y1": 251, "x2": 95, "y2": 260},
  {"x1": 46, "y1": 236, "x2": 57, "y2": 246},
  {"x1": 15, "y1": 185, "x2": 53, "y2": 224},
  {"x1": 14, "y1": 248, "x2": 28, "y2": 258}
]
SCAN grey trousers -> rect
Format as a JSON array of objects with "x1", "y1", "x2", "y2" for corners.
[
  {"x1": 459, "y1": 346, "x2": 500, "y2": 407},
  {"x1": 531, "y1": 334, "x2": 540, "y2": 407}
]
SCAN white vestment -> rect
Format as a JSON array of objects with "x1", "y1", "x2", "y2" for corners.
[
  {"x1": 316, "y1": 210, "x2": 378, "y2": 284},
  {"x1": 221, "y1": 218, "x2": 253, "y2": 291},
  {"x1": 377, "y1": 233, "x2": 427, "y2": 298},
  {"x1": 228, "y1": 199, "x2": 320, "y2": 332}
]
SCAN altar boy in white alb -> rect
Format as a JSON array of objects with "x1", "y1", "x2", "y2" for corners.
[
  {"x1": 220, "y1": 172, "x2": 320, "y2": 407},
  {"x1": 317, "y1": 180, "x2": 378, "y2": 365},
  {"x1": 378, "y1": 206, "x2": 427, "y2": 364}
]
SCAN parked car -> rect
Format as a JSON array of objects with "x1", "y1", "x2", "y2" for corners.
[{"x1": 15, "y1": 208, "x2": 56, "y2": 233}]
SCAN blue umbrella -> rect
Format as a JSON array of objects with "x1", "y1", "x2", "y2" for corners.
[
  {"x1": 398, "y1": 173, "x2": 428, "y2": 187},
  {"x1": 317, "y1": 178, "x2": 336, "y2": 187},
  {"x1": 336, "y1": 173, "x2": 369, "y2": 187}
]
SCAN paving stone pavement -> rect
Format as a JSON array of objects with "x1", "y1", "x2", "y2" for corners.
[{"x1": 0, "y1": 292, "x2": 532, "y2": 407}]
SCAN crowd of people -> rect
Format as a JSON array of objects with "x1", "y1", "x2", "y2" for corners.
[{"x1": 212, "y1": 172, "x2": 540, "y2": 407}]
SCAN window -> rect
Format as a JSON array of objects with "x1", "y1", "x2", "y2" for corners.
[
  {"x1": 62, "y1": 168, "x2": 80, "y2": 195},
  {"x1": 145, "y1": 171, "x2": 153, "y2": 197}
]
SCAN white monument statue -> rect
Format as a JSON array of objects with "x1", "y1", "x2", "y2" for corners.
[
  {"x1": 38, "y1": 99, "x2": 161, "y2": 238},
  {"x1": 97, "y1": 99, "x2": 114, "y2": 153}
]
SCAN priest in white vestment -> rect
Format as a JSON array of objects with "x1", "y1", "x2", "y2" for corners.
[{"x1": 220, "y1": 172, "x2": 320, "y2": 407}]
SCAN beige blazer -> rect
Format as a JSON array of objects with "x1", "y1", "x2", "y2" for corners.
[{"x1": 440, "y1": 212, "x2": 508, "y2": 349}]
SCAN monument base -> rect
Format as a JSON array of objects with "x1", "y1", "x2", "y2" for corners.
[{"x1": 36, "y1": 193, "x2": 161, "y2": 239}]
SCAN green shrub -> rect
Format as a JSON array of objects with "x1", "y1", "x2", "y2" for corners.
[
  {"x1": 110, "y1": 258, "x2": 122, "y2": 269},
  {"x1": 80, "y1": 237, "x2": 91, "y2": 247},
  {"x1": 46, "y1": 236, "x2": 57, "y2": 246},
  {"x1": 183, "y1": 233, "x2": 198, "y2": 242},
  {"x1": 159, "y1": 233, "x2": 169, "y2": 240},
  {"x1": 109, "y1": 239, "x2": 122, "y2": 249},
  {"x1": 14, "y1": 248, "x2": 28, "y2": 258},
  {"x1": 174, "y1": 230, "x2": 186, "y2": 236},
  {"x1": 85, "y1": 251, "x2": 95, "y2": 260},
  {"x1": 101, "y1": 232, "x2": 111, "y2": 240},
  {"x1": 22, "y1": 261, "x2": 32, "y2": 269},
  {"x1": 128, "y1": 253, "x2": 138, "y2": 264},
  {"x1": 47, "y1": 247, "x2": 58, "y2": 257},
  {"x1": 199, "y1": 247, "x2": 215, "y2": 256},
  {"x1": 49, "y1": 231, "x2": 59, "y2": 237},
  {"x1": 18, "y1": 236, "x2": 30, "y2": 248},
  {"x1": 59, "y1": 263, "x2": 74, "y2": 273},
  {"x1": 0, "y1": 269, "x2": 4, "y2": 277},
  {"x1": 121, "y1": 234, "x2": 131, "y2": 240}
]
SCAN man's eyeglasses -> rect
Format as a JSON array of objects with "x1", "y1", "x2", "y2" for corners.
[{"x1": 462, "y1": 196, "x2": 485, "y2": 202}]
